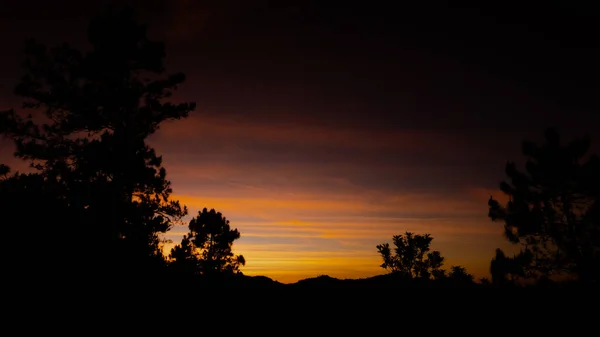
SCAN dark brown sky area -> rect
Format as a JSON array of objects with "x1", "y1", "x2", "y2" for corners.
[
  {"x1": 2, "y1": 1, "x2": 599, "y2": 130},
  {"x1": 1, "y1": 0, "x2": 599, "y2": 281}
]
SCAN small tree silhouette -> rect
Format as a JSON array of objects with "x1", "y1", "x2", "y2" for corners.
[
  {"x1": 170, "y1": 208, "x2": 245, "y2": 276},
  {"x1": 448, "y1": 265, "x2": 474, "y2": 283},
  {"x1": 0, "y1": 164, "x2": 9, "y2": 179},
  {"x1": 489, "y1": 248, "x2": 531, "y2": 286},
  {"x1": 376, "y1": 232, "x2": 445, "y2": 279}
]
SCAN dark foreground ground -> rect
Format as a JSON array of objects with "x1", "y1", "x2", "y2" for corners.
[
  {"x1": 143, "y1": 271, "x2": 595, "y2": 290},
  {"x1": 40, "y1": 269, "x2": 597, "y2": 290},
  {"x1": 10, "y1": 270, "x2": 597, "y2": 332}
]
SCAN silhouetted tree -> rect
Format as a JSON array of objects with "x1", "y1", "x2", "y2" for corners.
[
  {"x1": 447, "y1": 265, "x2": 474, "y2": 284},
  {"x1": 489, "y1": 248, "x2": 530, "y2": 286},
  {"x1": 0, "y1": 164, "x2": 9, "y2": 178},
  {"x1": 488, "y1": 128, "x2": 600, "y2": 284},
  {"x1": 376, "y1": 232, "x2": 445, "y2": 279},
  {"x1": 0, "y1": 5, "x2": 195, "y2": 277},
  {"x1": 170, "y1": 208, "x2": 245, "y2": 276},
  {"x1": 168, "y1": 234, "x2": 198, "y2": 274}
]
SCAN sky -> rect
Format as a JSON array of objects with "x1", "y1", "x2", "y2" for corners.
[{"x1": 1, "y1": 1, "x2": 600, "y2": 283}]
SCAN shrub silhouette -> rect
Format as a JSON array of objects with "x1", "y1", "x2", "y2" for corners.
[{"x1": 376, "y1": 232, "x2": 445, "y2": 279}]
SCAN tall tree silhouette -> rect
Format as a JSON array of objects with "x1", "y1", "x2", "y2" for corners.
[
  {"x1": 376, "y1": 232, "x2": 445, "y2": 279},
  {"x1": 0, "y1": 6, "x2": 195, "y2": 277},
  {"x1": 488, "y1": 128, "x2": 600, "y2": 284},
  {"x1": 170, "y1": 208, "x2": 245, "y2": 276}
]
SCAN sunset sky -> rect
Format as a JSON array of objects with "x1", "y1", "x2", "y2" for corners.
[{"x1": 2, "y1": 1, "x2": 600, "y2": 283}]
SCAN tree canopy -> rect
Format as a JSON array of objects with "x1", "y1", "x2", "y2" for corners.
[
  {"x1": 488, "y1": 128, "x2": 600, "y2": 284},
  {"x1": 377, "y1": 232, "x2": 446, "y2": 280},
  {"x1": 169, "y1": 208, "x2": 245, "y2": 276},
  {"x1": 0, "y1": 5, "x2": 195, "y2": 279}
]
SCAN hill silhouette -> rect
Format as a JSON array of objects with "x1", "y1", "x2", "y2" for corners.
[{"x1": 156, "y1": 271, "x2": 587, "y2": 290}]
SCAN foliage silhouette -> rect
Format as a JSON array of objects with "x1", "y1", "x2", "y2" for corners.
[
  {"x1": 489, "y1": 248, "x2": 532, "y2": 286},
  {"x1": 168, "y1": 234, "x2": 198, "y2": 275},
  {"x1": 447, "y1": 265, "x2": 474, "y2": 283},
  {"x1": 170, "y1": 208, "x2": 245, "y2": 277},
  {"x1": 0, "y1": 5, "x2": 195, "y2": 279},
  {"x1": 0, "y1": 164, "x2": 9, "y2": 178},
  {"x1": 376, "y1": 232, "x2": 446, "y2": 280},
  {"x1": 488, "y1": 128, "x2": 600, "y2": 284},
  {"x1": 0, "y1": 166, "x2": 73, "y2": 279},
  {"x1": 479, "y1": 277, "x2": 491, "y2": 285}
]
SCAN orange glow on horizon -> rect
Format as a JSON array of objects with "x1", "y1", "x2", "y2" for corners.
[{"x1": 161, "y1": 186, "x2": 516, "y2": 284}]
